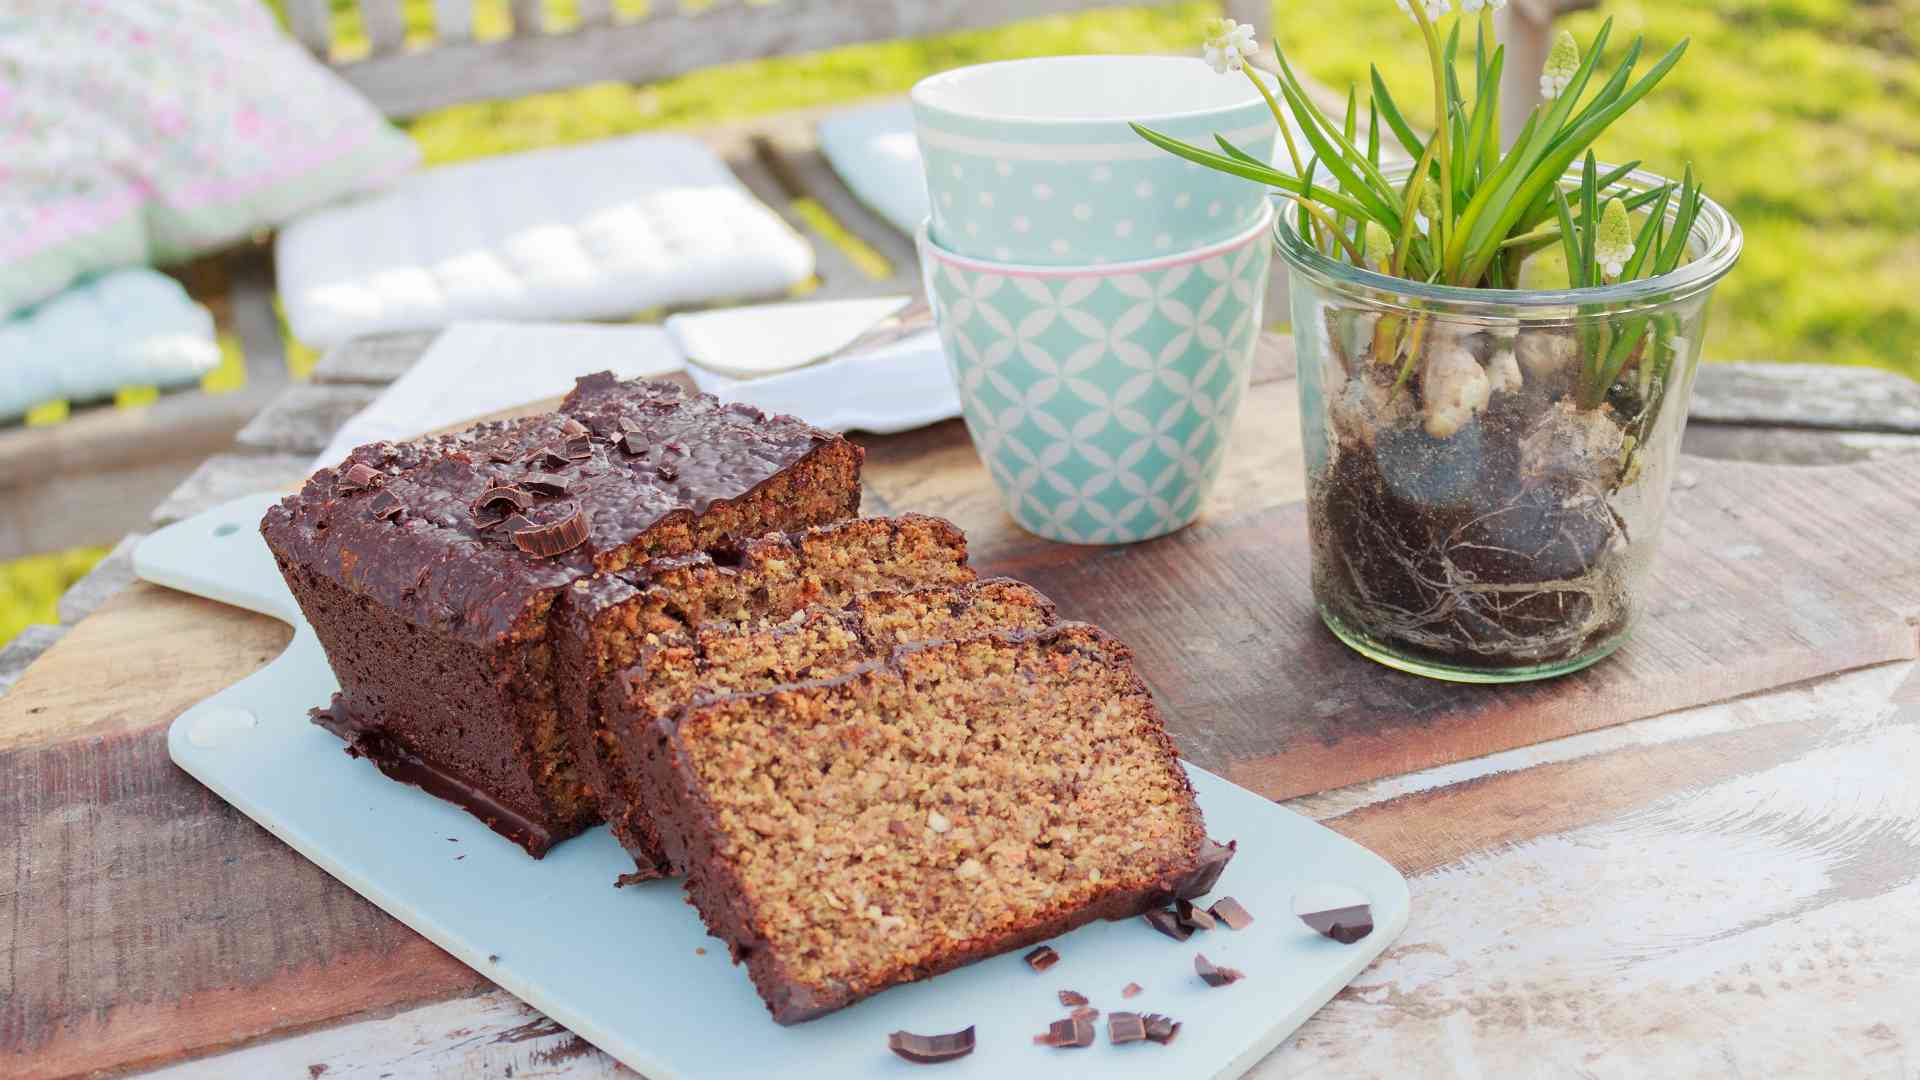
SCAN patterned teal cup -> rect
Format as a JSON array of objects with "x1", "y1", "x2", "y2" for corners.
[
  {"x1": 911, "y1": 56, "x2": 1278, "y2": 265},
  {"x1": 920, "y1": 202, "x2": 1274, "y2": 545}
]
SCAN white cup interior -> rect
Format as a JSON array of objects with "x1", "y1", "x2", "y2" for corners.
[{"x1": 912, "y1": 56, "x2": 1265, "y2": 124}]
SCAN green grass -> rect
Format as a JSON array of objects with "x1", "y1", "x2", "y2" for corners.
[{"x1": 0, "y1": 547, "x2": 106, "y2": 651}]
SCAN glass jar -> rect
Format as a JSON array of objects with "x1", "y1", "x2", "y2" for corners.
[{"x1": 1278, "y1": 166, "x2": 1742, "y2": 682}]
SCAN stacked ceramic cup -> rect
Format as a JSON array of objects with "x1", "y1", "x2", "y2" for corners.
[{"x1": 913, "y1": 56, "x2": 1278, "y2": 545}]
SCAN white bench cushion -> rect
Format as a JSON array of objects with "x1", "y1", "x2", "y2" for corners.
[
  {"x1": 275, "y1": 134, "x2": 814, "y2": 349},
  {"x1": 0, "y1": 269, "x2": 219, "y2": 422}
]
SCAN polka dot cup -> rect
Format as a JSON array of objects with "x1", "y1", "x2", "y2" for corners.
[
  {"x1": 920, "y1": 203, "x2": 1274, "y2": 545},
  {"x1": 912, "y1": 56, "x2": 1279, "y2": 265}
]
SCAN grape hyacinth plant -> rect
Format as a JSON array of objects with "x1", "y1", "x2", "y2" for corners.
[{"x1": 1135, "y1": 4, "x2": 1741, "y2": 681}]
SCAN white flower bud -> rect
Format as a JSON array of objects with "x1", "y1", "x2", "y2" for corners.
[{"x1": 1541, "y1": 31, "x2": 1580, "y2": 100}]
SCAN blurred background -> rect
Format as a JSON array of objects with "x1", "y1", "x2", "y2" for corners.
[{"x1": 4, "y1": 0, "x2": 1916, "y2": 646}]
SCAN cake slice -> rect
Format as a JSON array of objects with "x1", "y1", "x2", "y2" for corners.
[
  {"x1": 552, "y1": 514, "x2": 976, "y2": 869},
  {"x1": 596, "y1": 577, "x2": 1058, "y2": 879},
  {"x1": 261, "y1": 373, "x2": 862, "y2": 855},
  {"x1": 637, "y1": 624, "x2": 1231, "y2": 1023}
]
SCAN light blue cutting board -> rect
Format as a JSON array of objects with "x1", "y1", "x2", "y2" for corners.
[{"x1": 136, "y1": 494, "x2": 1410, "y2": 1080}]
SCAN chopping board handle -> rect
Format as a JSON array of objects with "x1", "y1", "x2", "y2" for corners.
[{"x1": 135, "y1": 493, "x2": 300, "y2": 624}]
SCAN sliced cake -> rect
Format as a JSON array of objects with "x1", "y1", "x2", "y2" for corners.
[
  {"x1": 595, "y1": 577, "x2": 1058, "y2": 879},
  {"x1": 636, "y1": 624, "x2": 1231, "y2": 1023},
  {"x1": 551, "y1": 514, "x2": 976, "y2": 869},
  {"x1": 260, "y1": 373, "x2": 862, "y2": 855}
]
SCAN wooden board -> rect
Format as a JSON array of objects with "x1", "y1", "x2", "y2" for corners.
[{"x1": 3, "y1": 346, "x2": 1917, "y2": 1076}]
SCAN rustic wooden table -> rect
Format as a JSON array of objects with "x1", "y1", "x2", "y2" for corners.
[{"x1": 3, "y1": 329, "x2": 1918, "y2": 1079}]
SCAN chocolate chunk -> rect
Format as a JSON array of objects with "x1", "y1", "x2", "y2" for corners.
[
  {"x1": 471, "y1": 484, "x2": 532, "y2": 515},
  {"x1": 1143, "y1": 908, "x2": 1193, "y2": 942},
  {"x1": 1210, "y1": 896, "x2": 1255, "y2": 930},
  {"x1": 1174, "y1": 838, "x2": 1237, "y2": 898},
  {"x1": 655, "y1": 463, "x2": 679, "y2": 482},
  {"x1": 557, "y1": 417, "x2": 589, "y2": 438},
  {"x1": 1176, "y1": 898, "x2": 1218, "y2": 932},
  {"x1": 1121, "y1": 982, "x2": 1143, "y2": 999},
  {"x1": 1194, "y1": 953, "x2": 1245, "y2": 988},
  {"x1": 521, "y1": 472, "x2": 571, "y2": 496},
  {"x1": 1108, "y1": 1012, "x2": 1147, "y2": 1045},
  {"x1": 618, "y1": 429, "x2": 649, "y2": 455},
  {"x1": 511, "y1": 507, "x2": 591, "y2": 557},
  {"x1": 1299, "y1": 903, "x2": 1373, "y2": 944},
  {"x1": 564, "y1": 434, "x2": 593, "y2": 460},
  {"x1": 525, "y1": 446, "x2": 572, "y2": 469},
  {"x1": 1058, "y1": 990, "x2": 1088, "y2": 1007},
  {"x1": 888, "y1": 1026, "x2": 975, "y2": 1065},
  {"x1": 368, "y1": 490, "x2": 405, "y2": 521},
  {"x1": 338, "y1": 463, "x2": 384, "y2": 493},
  {"x1": 1023, "y1": 945, "x2": 1059, "y2": 972},
  {"x1": 1143, "y1": 1013, "x2": 1181, "y2": 1045},
  {"x1": 1034, "y1": 1016, "x2": 1095, "y2": 1048},
  {"x1": 1070, "y1": 1005, "x2": 1099, "y2": 1023}
]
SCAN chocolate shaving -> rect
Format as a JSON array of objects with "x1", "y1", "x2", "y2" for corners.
[
  {"x1": 1176, "y1": 898, "x2": 1218, "y2": 932},
  {"x1": 338, "y1": 463, "x2": 384, "y2": 493},
  {"x1": 471, "y1": 484, "x2": 532, "y2": 515},
  {"x1": 1034, "y1": 1016, "x2": 1094, "y2": 1048},
  {"x1": 521, "y1": 472, "x2": 571, "y2": 496},
  {"x1": 511, "y1": 508, "x2": 591, "y2": 557},
  {"x1": 1175, "y1": 837, "x2": 1238, "y2": 899},
  {"x1": 1210, "y1": 896, "x2": 1255, "y2": 930},
  {"x1": 564, "y1": 434, "x2": 593, "y2": 460},
  {"x1": 887, "y1": 1026, "x2": 975, "y2": 1065},
  {"x1": 1121, "y1": 982, "x2": 1143, "y2": 999},
  {"x1": 1299, "y1": 903, "x2": 1373, "y2": 944},
  {"x1": 1058, "y1": 990, "x2": 1088, "y2": 1007},
  {"x1": 1070, "y1": 1005, "x2": 1099, "y2": 1023},
  {"x1": 1143, "y1": 1013, "x2": 1181, "y2": 1045},
  {"x1": 1023, "y1": 945, "x2": 1059, "y2": 972},
  {"x1": 1143, "y1": 908, "x2": 1193, "y2": 943},
  {"x1": 368, "y1": 490, "x2": 405, "y2": 520},
  {"x1": 1194, "y1": 953, "x2": 1245, "y2": 988},
  {"x1": 655, "y1": 463, "x2": 679, "y2": 482},
  {"x1": 1107, "y1": 1012, "x2": 1147, "y2": 1045},
  {"x1": 557, "y1": 417, "x2": 589, "y2": 438}
]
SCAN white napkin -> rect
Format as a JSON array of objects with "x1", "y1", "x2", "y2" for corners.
[
  {"x1": 668, "y1": 298, "x2": 957, "y2": 435},
  {"x1": 311, "y1": 321, "x2": 684, "y2": 468},
  {"x1": 315, "y1": 303, "x2": 961, "y2": 468}
]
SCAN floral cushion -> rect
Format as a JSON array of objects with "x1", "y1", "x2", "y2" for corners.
[{"x1": 0, "y1": 0, "x2": 419, "y2": 317}]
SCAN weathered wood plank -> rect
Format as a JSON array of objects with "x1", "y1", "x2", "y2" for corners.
[
  {"x1": 573, "y1": 0, "x2": 615, "y2": 28},
  {"x1": 1690, "y1": 362, "x2": 1920, "y2": 433},
  {"x1": 1682, "y1": 422, "x2": 1920, "y2": 467},
  {"x1": 1259, "y1": 671, "x2": 1920, "y2": 1078},
  {"x1": 361, "y1": 0, "x2": 410, "y2": 56},
  {"x1": 54, "y1": 532, "x2": 143, "y2": 626},
  {"x1": 509, "y1": 0, "x2": 546, "y2": 36},
  {"x1": 334, "y1": 0, "x2": 1153, "y2": 117},
  {"x1": 149, "y1": 452, "x2": 313, "y2": 528},
  {"x1": 234, "y1": 384, "x2": 383, "y2": 456},
  {"x1": 431, "y1": 0, "x2": 474, "y2": 42},
  {"x1": 282, "y1": 0, "x2": 334, "y2": 57},
  {"x1": 0, "y1": 626, "x2": 64, "y2": 699},
  {"x1": 311, "y1": 331, "x2": 439, "y2": 386}
]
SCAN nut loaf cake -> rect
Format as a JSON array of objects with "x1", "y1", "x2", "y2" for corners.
[
  {"x1": 552, "y1": 514, "x2": 977, "y2": 872},
  {"x1": 594, "y1": 577, "x2": 1058, "y2": 880},
  {"x1": 260, "y1": 373, "x2": 862, "y2": 855},
  {"x1": 638, "y1": 624, "x2": 1232, "y2": 1023}
]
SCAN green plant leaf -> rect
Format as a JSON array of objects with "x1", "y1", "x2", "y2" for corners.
[
  {"x1": 1622, "y1": 183, "x2": 1671, "y2": 280},
  {"x1": 1553, "y1": 186, "x2": 1586, "y2": 289},
  {"x1": 1370, "y1": 65, "x2": 1426, "y2": 161},
  {"x1": 1131, "y1": 124, "x2": 1376, "y2": 221}
]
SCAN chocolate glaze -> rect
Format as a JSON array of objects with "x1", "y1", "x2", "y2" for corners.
[
  {"x1": 313, "y1": 694, "x2": 556, "y2": 856},
  {"x1": 639, "y1": 624, "x2": 1229, "y2": 1024},
  {"x1": 262, "y1": 373, "x2": 847, "y2": 647}
]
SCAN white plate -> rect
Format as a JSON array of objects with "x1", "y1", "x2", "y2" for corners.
[{"x1": 136, "y1": 495, "x2": 1410, "y2": 1080}]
